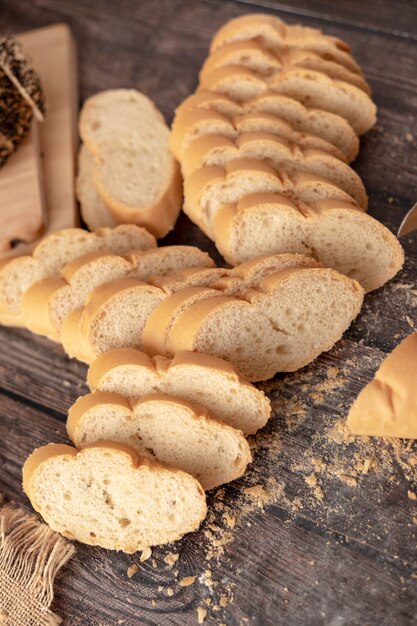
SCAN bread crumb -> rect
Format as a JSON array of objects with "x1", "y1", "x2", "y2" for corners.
[
  {"x1": 406, "y1": 132, "x2": 414, "y2": 142},
  {"x1": 197, "y1": 607, "x2": 207, "y2": 623},
  {"x1": 412, "y1": 516, "x2": 417, "y2": 524},
  {"x1": 127, "y1": 563, "x2": 139, "y2": 578},
  {"x1": 312, "y1": 457, "x2": 326, "y2": 472},
  {"x1": 407, "y1": 490, "x2": 417, "y2": 500},
  {"x1": 179, "y1": 576, "x2": 196, "y2": 587},
  {"x1": 151, "y1": 559, "x2": 158, "y2": 568},
  {"x1": 204, "y1": 598, "x2": 212, "y2": 606},
  {"x1": 140, "y1": 547, "x2": 152, "y2": 562},
  {"x1": 151, "y1": 600, "x2": 156, "y2": 607},
  {"x1": 305, "y1": 473, "x2": 317, "y2": 487},
  {"x1": 166, "y1": 587, "x2": 174, "y2": 596},
  {"x1": 388, "y1": 196, "x2": 394, "y2": 203},
  {"x1": 219, "y1": 595, "x2": 228, "y2": 607},
  {"x1": 164, "y1": 551, "x2": 179, "y2": 567},
  {"x1": 223, "y1": 512, "x2": 236, "y2": 529},
  {"x1": 340, "y1": 475, "x2": 357, "y2": 487}
]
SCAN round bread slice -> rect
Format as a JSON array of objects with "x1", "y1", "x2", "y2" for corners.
[
  {"x1": 87, "y1": 349, "x2": 271, "y2": 435},
  {"x1": 181, "y1": 131, "x2": 367, "y2": 207},
  {"x1": 212, "y1": 194, "x2": 404, "y2": 291},
  {"x1": 0, "y1": 225, "x2": 156, "y2": 318},
  {"x1": 80, "y1": 89, "x2": 182, "y2": 238},
  {"x1": 22, "y1": 442, "x2": 207, "y2": 552},
  {"x1": 166, "y1": 267, "x2": 364, "y2": 381},
  {"x1": 209, "y1": 13, "x2": 361, "y2": 74},
  {"x1": 244, "y1": 91, "x2": 359, "y2": 162},
  {"x1": 67, "y1": 392, "x2": 252, "y2": 491}
]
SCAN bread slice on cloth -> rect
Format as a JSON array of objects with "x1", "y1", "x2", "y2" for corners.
[
  {"x1": 76, "y1": 144, "x2": 117, "y2": 230},
  {"x1": 181, "y1": 131, "x2": 367, "y2": 206},
  {"x1": 23, "y1": 442, "x2": 206, "y2": 552},
  {"x1": 67, "y1": 392, "x2": 251, "y2": 490},
  {"x1": 80, "y1": 89, "x2": 182, "y2": 238},
  {"x1": 20, "y1": 246, "x2": 214, "y2": 339},
  {"x1": 0, "y1": 225, "x2": 156, "y2": 323},
  {"x1": 212, "y1": 194, "x2": 404, "y2": 291},
  {"x1": 158, "y1": 266, "x2": 364, "y2": 381},
  {"x1": 209, "y1": 13, "x2": 362, "y2": 75},
  {"x1": 87, "y1": 349, "x2": 271, "y2": 435},
  {"x1": 347, "y1": 333, "x2": 417, "y2": 438}
]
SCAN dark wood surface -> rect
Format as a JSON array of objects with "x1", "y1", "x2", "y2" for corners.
[{"x1": 1, "y1": 1, "x2": 417, "y2": 624}]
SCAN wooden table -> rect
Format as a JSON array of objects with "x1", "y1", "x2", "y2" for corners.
[{"x1": 1, "y1": 1, "x2": 417, "y2": 624}]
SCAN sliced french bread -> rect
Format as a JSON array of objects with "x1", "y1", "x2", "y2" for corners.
[
  {"x1": 180, "y1": 131, "x2": 367, "y2": 206},
  {"x1": 87, "y1": 349, "x2": 271, "y2": 435},
  {"x1": 76, "y1": 144, "x2": 117, "y2": 230},
  {"x1": 212, "y1": 194, "x2": 404, "y2": 291},
  {"x1": 0, "y1": 225, "x2": 156, "y2": 322},
  {"x1": 22, "y1": 442, "x2": 207, "y2": 552},
  {"x1": 80, "y1": 89, "x2": 183, "y2": 238},
  {"x1": 67, "y1": 392, "x2": 251, "y2": 490}
]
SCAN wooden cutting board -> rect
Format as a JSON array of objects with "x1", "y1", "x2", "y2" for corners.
[{"x1": 0, "y1": 23, "x2": 79, "y2": 258}]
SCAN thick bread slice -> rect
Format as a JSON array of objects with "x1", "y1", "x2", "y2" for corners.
[
  {"x1": 209, "y1": 14, "x2": 361, "y2": 74},
  {"x1": 80, "y1": 89, "x2": 182, "y2": 238},
  {"x1": 200, "y1": 40, "x2": 370, "y2": 94},
  {"x1": 142, "y1": 286, "x2": 223, "y2": 357},
  {"x1": 79, "y1": 278, "x2": 166, "y2": 358},
  {"x1": 76, "y1": 144, "x2": 117, "y2": 230},
  {"x1": 175, "y1": 90, "x2": 358, "y2": 162},
  {"x1": 212, "y1": 195, "x2": 404, "y2": 291},
  {"x1": 244, "y1": 92, "x2": 359, "y2": 162},
  {"x1": 346, "y1": 333, "x2": 417, "y2": 438},
  {"x1": 0, "y1": 225, "x2": 156, "y2": 319},
  {"x1": 200, "y1": 65, "x2": 376, "y2": 135},
  {"x1": 22, "y1": 442, "x2": 206, "y2": 552},
  {"x1": 21, "y1": 252, "x2": 134, "y2": 339},
  {"x1": 165, "y1": 267, "x2": 364, "y2": 381},
  {"x1": 87, "y1": 349, "x2": 271, "y2": 435},
  {"x1": 172, "y1": 107, "x2": 346, "y2": 165},
  {"x1": 184, "y1": 160, "x2": 358, "y2": 237},
  {"x1": 126, "y1": 245, "x2": 214, "y2": 280},
  {"x1": 67, "y1": 392, "x2": 251, "y2": 490},
  {"x1": 181, "y1": 132, "x2": 367, "y2": 206}
]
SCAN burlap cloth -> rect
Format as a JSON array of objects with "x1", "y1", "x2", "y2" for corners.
[{"x1": 0, "y1": 495, "x2": 75, "y2": 626}]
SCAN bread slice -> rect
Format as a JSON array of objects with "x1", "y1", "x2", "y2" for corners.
[
  {"x1": 184, "y1": 159, "x2": 358, "y2": 237},
  {"x1": 200, "y1": 65, "x2": 376, "y2": 135},
  {"x1": 0, "y1": 225, "x2": 156, "y2": 319},
  {"x1": 163, "y1": 266, "x2": 364, "y2": 381},
  {"x1": 22, "y1": 442, "x2": 206, "y2": 552},
  {"x1": 20, "y1": 246, "x2": 212, "y2": 340},
  {"x1": 87, "y1": 349, "x2": 271, "y2": 435},
  {"x1": 80, "y1": 89, "x2": 182, "y2": 238},
  {"x1": 175, "y1": 90, "x2": 358, "y2": 162},
  {"x1": 347, "y1": 333, "x2": 417, "y2": 438},
  {"x1": 181, "y1": 132, "x2": 367, "y2": 207},
  {"x1": 244, "y1": 91, "x2": 359, "y2": 162},
  {"x1": 200, "y1": 40, "x2": 371, "y2": 94},
  {"x1": 76, "y1": 144, "x2": 118, "y2": 230},
  {"x1": 212, "y1": 194, "x2": 404, "y2": 291},
  {"x1": 67, "y1": 392, "x2": 251, "y2": 490},
  {"x1": 209, "y1": 14, "x2": 362, "y2": 75}
]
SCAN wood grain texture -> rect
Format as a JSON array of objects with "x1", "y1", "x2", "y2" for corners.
[{"x1": 1, "y1": 1, "x2": 417, "y2": 625}]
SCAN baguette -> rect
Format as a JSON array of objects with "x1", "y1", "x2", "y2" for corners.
[
  {"x1": 23, "y1": 442, "x2": 206, "y2": 552},
  {"x1": 87, "y1": 349, "x2": 271, "y2": 435},
  {"x1": 347, "y1": 333, "x2": 417, "y2": 438},
  {"x1": 67, "y1": 392, "x2": 251, "y2": 490}
]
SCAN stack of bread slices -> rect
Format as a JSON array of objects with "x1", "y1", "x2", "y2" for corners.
[{"x1": 171, "y1": 13, "x2": 404, "y2": 292}]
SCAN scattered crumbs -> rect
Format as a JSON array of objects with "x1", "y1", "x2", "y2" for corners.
[
  {"x1": 151, "y1": 559, "x2": 158, "y2": 569},
  {"x1": 412, "y1": 516, "x2": 417, "y2": 524},
  {"x1": 388, "y1": 196, "x2": 394, "y2": 203},
  {"x1": 340, "y1": 475, "x2": 357, "y2": 487},
  {"x1": 223, "y1": 512, "x2": 236, "y2": 529},
  {"x1": 305, "y1": 474, "x2": 317, "y2": 487},
  {"x1": 291, "y1": 497, "x2": 303, "y2": 512},
  {"x1": 407, "y1": 490, "x2": 417, "y2": 501},
  {"x1": 283, "y1": 586, "x2": 288, "y2": 592},
  {"x1": 179, "y1": 576, "x2": 196, "y2": 587},
  {"x1": 204, "y1": 598, "x2": 212, "y2": 606},
  {"x1": 406, "y1": 132, "x2": 414, "y2": 142},
  {"x1": 127, "y1": 563, "x2": 138, "y2": 578},
  {"x1": 164, "y1": 552, "x2": 179, "y2": 567},
  {"x1": 157, "y1": 585, "x2": 164, "y2": 592},
  {"x1": 117, "y1": 620, "x2": 126, "y2": 625},
  {"x1": 219, "y1": 595, "x2": 228, "y2": 607},
  {"x1": 312, "y1": 457, "x2": 326, "y2": 472},
  {"x1": 63, "y1": 380, "x2": 71, "y2": 387},
  {"x1": 151, "y1": 600, "x2": 156, "y2": 607},
  {"x1": 309, "y1": 560, "x2": 315, "y2": 565},
  {"x1": 197, "y1": 607, "x2": 207, "y2": 623},
  {"x1": 411, "y1": 572, "x2": 417, "y2": 579},
  {"x1": 406, "y1": 316, "x2": 415, "y2": 328},
  {"x1": 166, "y1": 587, "x2": 174, "y2": 597},
  {"x1": 140, "y1": 547, "x2": 152, "y2": 562},
  {"x1": 244, "y1": 485, "x2": 267, "y2": 502}
]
